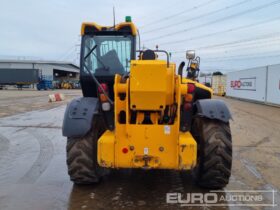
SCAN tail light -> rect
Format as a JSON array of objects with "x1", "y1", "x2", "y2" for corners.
[
  {"x1": 184, "y1": 94, "x2": 193, "y2": 102},
  {"x1": 98, "y1": 83, "x2": 108, "y2": 93},
  {"x1": 98, "y1": 83, "x2": 111, "y2": 111},
  {"x1": 187, "y1": 83, "x2": 195, "y2": 93},
  {"x1": 99, "y1": 94, "x2": 108, "y2": 103},
  {"x1": 184, "y1": 102, "x2": 192, "y2": 111}
]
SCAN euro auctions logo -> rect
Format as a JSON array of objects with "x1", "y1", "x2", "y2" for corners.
[
  {"x1": 231, "y1": 80, "x2": 241, "y2": 88},
  {"x1": 166, "y1": 190, "x2": 277, "y2": 207},
  {"x1": 230, "y1": 77, "x2": 256, "y2": 91}
]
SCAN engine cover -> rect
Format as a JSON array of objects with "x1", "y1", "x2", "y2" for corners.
[{"x1": 129, "y1": 60, "x2": 174, "y2": 110}]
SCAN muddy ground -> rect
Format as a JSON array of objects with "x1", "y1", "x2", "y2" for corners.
[{"x1": 0, "y1": 90, "x2": 279, "y2": 210}]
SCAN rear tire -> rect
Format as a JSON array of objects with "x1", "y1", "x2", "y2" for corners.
[
  {"x1": 66, "y1": 117, "x2": 109, "y2": 184},
  {"x1": 191, "y1": 117, "x2": 232, "y2": 189}
]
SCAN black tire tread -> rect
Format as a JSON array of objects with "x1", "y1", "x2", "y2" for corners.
[
  {"x1": 66, "y1": 117, "x2": 109, "y2": 184},
  {"x1": 192, "y1": 117, "x2": 232, "y2": 189}
]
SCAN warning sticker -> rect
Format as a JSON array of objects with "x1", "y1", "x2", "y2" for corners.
[
  {"x1": 144, "y1": 147, "x2": 149, "y2": 155},
  {"x1": 164, "y1": 125, "x2": 171, "y2": 135}
]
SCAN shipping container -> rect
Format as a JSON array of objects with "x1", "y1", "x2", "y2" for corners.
[
  {"x1": 226, "y1": 67, "x2": 267, "y2": 102},
  {"x1": 0, "y1": 68, "x2": 39, "y2": 85},
  {"x1": 266, "y1": 64, "x2": 280, "y2": 105},
  {"x1": 212, "y1": 75, "x2": 226, "y2": 96}
]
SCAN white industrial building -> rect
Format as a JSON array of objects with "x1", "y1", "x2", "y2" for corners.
[{"x1": 0, "y1": 59, "x2": 80, "y2": 81}]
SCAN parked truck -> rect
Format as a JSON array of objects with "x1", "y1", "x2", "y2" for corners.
[
  {"x1": 0, "y1": 68, "x2": 39, "y2": 89},
  {"x1": 36, "y1": 79, "x2": 53, "y2": 90},
  {"x1": 0, "y1": 68, "x2": 53, "y2": 90}
]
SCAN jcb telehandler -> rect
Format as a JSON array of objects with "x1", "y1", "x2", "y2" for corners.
[{"x1": 62, "y1": 17, "x2": 232, "y2": 189}]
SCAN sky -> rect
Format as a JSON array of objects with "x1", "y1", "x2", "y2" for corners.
[{"x1": 1, "y1": 0, "x2": 280, "y2": 73}]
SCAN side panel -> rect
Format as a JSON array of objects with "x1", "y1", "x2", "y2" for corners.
[
  {"x1": 195, "y1": 99, "x2": 232, "y2": 122},
  {"x1": 62, "y1": 97, "x2": 99, "y2": 138},
  {"x1": 98, "y1": 130, "x2": 115, "y2": 168},
  {"x1": 266, "y1": 65, "x2": 280, "y2": 105},
  {"x1": 226, "y1": 67, "x2": 266, "y2": 102},
  {"x1": 179, "y1": 132, "x2": 197, "y2": 169},
  {"x1": 0, "y1": 69, "x2": 39, "y2": 84}
]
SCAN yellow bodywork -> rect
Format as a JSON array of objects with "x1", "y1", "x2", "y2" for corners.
[
  {"x1": 98, "y1": 60, "x2": 198, "y2": 170},
  {"x1": 182, "y1": 77, "x2": 214, "y2": 95},
  {"x1": 130, "y1": 60, "x2": 174, "y2": 110},
  {"x1": 81, "y1": 22, "x2": 137, "y2": 36}
]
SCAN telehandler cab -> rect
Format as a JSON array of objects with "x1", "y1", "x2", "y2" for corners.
[{"x1": 62, "y1": 17, "x2": 232, "y2": 189}]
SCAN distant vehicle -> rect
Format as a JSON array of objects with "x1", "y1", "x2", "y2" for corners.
[
  {"x1": 61, "y1": 81, "x2": 73, "y2": 89},
  {"x1": 52, "y1": 80, "x2": 62, "y2": 89},
  {"x1": 36, "y1": 74, "x2": 53, "y2": 90},
  {"x1": 0, "y1": 68, "x2": 54, "y2": 91},
  {"x1": 212, "y1": 75, "x2": 227, "y2": 96},
  {"x1": 0, "y1": 69, "x2": 39, "y2": 89},
  {"x1": 36, "y1": 80, "x2": 53, "y2": 90}
]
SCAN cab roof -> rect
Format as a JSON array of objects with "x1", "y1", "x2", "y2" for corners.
[{"x1": 81, "y1": 22, "x2": 137, "y2": 36}]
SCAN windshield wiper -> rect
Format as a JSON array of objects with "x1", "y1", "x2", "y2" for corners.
[
  {"x1": 83, "y1": 45, "x2": 113, "y2": 104},
  {"x1": 84, "y1": 44, "x2": 97, "y2": 60},
  {"x1": 83, "y1": 63, "x2": 113, "y2": 104},
  {"x1": 84, "y1": 44, "x2": 109, "y2": 71}
]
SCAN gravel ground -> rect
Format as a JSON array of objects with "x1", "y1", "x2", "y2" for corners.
[
  {"x1": 0, "y1": 89, "x2": 82, "y2": 117},
  {"x1": 0, "y1": 93, "x2": 279, "y2": 210}
]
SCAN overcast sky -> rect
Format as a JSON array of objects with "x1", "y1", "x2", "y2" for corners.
[{"x1": 1, "y1": 0, "x2": 280, "y2": 72}]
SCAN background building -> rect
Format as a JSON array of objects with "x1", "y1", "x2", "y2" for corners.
[
  {"x1": 0, "y1": 60, "x2": 80, "y2": 89},
  {"x1": 0, "y1": 59, "x2": 79, "y2": 81}
]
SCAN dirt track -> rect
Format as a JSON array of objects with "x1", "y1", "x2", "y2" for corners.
[{"x1": 0, "y1": 91, "x2": 279, "y2": 209}]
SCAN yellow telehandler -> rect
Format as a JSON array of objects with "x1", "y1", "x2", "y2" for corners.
[{"x1": 62, "y1": 17, "x2": 232, "y2": 189}]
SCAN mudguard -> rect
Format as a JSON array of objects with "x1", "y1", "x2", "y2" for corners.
[
  {"x1": 195, "y1": 99, "x2": 232, "y2": 123},
  {"x1": 62, "y1": 97, "x2": 99, "y2": 138}
]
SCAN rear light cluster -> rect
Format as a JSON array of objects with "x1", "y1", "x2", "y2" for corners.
[
  {"x1": 187, "y1": 83, "x2": 195, "y2": 93},
  {"x1": 184, "y1": 83, "x2": 196, "y2": 111},
  {"x1": 98, "y1": 83, "x2": 111, "y2": 111}
]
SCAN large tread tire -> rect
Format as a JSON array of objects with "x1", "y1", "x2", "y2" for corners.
[
  {"x1": 191, "y1": 117, "x2": 232, "y2": 189},
  {"x1": 66, "y1": 117, "x2": 109, "y2": 184}
]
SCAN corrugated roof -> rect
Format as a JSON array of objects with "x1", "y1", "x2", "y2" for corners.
[{"x1": 0, "y1": 59, "x2": 79, "y2": 69}]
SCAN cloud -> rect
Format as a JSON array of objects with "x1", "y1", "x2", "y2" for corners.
[{"x1": 0, "y1": 0, "x2": 280, "y2": 71}]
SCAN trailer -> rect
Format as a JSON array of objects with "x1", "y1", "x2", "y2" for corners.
[
  {"x1": 0, "y1": 68, "x2": 39, "y2": 89},
  {"x1": 212, "y1": 75, "x2": 227, "y2": 96},
  {"x1": 0, "y1": 68, "x2": 54, "y2": 90}
]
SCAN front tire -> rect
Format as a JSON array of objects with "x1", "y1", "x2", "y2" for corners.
[
  {"x1": 66, "y1": 117, "x2": 109, "y2": 184},
  {"x1": 191, "y1": 117, "x2": 232, "y2": 189}
]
